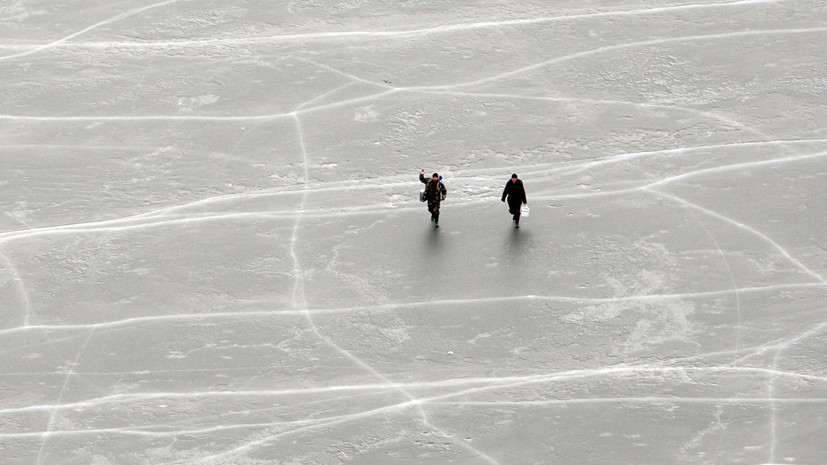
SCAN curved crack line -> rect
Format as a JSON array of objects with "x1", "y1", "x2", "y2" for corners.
[
  {"x1": 646, "y1": 189, "x2": 825, "y2": 284},
  {"x1": 429, "y1": 397, "x2": 827, "y2": 407},
  {"x1": 729, "y1": 323, "x2": 827, "y2": 367},
  {"x1": 529, "y1": 151, "x2": 827, "y2": 200},
  {"x1": 0, "y1": 282, "x2": 822, "y2": 337},
  {"x1": 3, "y1": 282, "x2": 823, "y2": 338},
  {"x1": 516, "y1": 141, "x2": 827, "y2": 186},
  {"x1": 6, "y1": 323, "x2": 823, "y2": 380},
  {"x1": 641, "y1": 151, "x2": 827, "y2": 191},
  {"x1": 406, "y1": 89, "x2": 804, "y2": 158},
  {"x1": 33, "y1": 329, "x2": 97, "y2": 465},
  {"x1": 635, "y1": 323, "x2": 827, "y2": 369},
  {"x1": 643, "y1": 188, "x2": 744, "y2": 353},
  {"x1": 0, "y1": 113, "x2": 296, "y2": 122},
  {"x1": 5, "y1": 0, "x2": 792, "y2": 52},
  {"x1": 3, "y1": 364, "x2": 823, "y2": 416},
  {"x1": 0, "y1": 0, "x2": 188, "y2": 62},
  {"x1": 410, "y1": 27, "x2": 827, "y2": 92},
  {"x1": 5, "y1": 396, "x2": 825, "y2": 440}
]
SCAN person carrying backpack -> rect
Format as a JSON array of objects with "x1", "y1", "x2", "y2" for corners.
[
  {"x1": 419, "y1": 169, "x2": 447, "y2": 227},
  {"x1": 501, "y1": 173, "x2": 527, "y2": 228}
]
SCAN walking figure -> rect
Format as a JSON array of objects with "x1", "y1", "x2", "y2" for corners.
[
  {"x1": 501, "y1": 173, "x2": 527, "y2": 228},
  {"x1": 419, "y1": 169, "x2": 447, "y2": 227}
]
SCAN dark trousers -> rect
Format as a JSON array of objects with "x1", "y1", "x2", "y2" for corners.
[
  {"x1": 428, "y1": 201, "x2": 441, "y2": 221},
  {"x1": 508, "y1": 202, "x2": 522, "y2": 224}
]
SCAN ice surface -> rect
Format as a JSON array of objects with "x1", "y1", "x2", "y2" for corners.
[{"x1": 1, "y1": 1, "x2": 825, "y2": 464}]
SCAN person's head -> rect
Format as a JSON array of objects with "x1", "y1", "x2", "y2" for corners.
[
  {"x1": 432, "y1": 173, "x2": 439, "y2": 180},
  {"x1": 511, "y1": 173, "x2": 518, "y2": 183}
]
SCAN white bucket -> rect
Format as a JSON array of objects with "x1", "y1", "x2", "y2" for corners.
[{"x1": 520, "y1": 205, "x2": 530, "y2": 217}]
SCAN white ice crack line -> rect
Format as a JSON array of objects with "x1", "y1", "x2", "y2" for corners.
[
  {"x1": 529, "y1": 150, "x2": 827, "y2": 201},
  {"x1": 729, "y1": 323, "x2": 827, "y2": 367},
  {"x1": 0, "y1": 0, "x2": 792, "y2": 53},
  {"x1": 427, "y1": 397, "x2": 827, "y2": 407},
  {"x1": 410, "y1": 27, "x2": 827, "y2": 92},
  {"x1": 0, "y1": 282, "x2": 822, "y2": 337},
  {"x1": 33, "y1": 329, "x2": 96, "y2": 465},
  {"x1": 6, "y1": 321, "x2": 822, "y2": 380},
  {"x1": 2, "y1": 396, "x2": 824, "y2": 440},
  {"x1": 2, "y1": 324, "x2": 819, "y2": 378},
  {"x1": 2, "y1": 365, "x2": 823, "y2": 416},
  {"x1": 646, "y1": 189, "x2": 825, "y2": 284},
  {"x1": 409, "y1": 89, "x2": 803, "y2": 156},
  {"x1": 0, "y1": 0, "x2": 189, "y2": 62}
]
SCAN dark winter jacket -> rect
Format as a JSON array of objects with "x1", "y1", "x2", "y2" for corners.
[
  {"x1": 502, "y1": 179, "x2": 526, "y2": 206},
  {"x1": 420, "y1": 174, "x2": 447, "y2": 202}
]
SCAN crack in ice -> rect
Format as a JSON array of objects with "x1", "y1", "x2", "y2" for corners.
[
  {"x1": 0, "y1": 0, "x2": 189, "y2": 62},
  {"x1": 0, "y1": 0, "x2": 792, "y2": 53},
  {"x1": 646, "y1": 187, "x2": 745, "y2": 352},
  {"x1": 3, "y1": 365, "x2": 822, "y2": 416},
  {"x1": 646, "y1": 189, "x2": 825, "y2": 284},
  {"x1": 33, "y1": 329, "x2": 96, "y2": 465},
  {"x1": 0, "y1": 283, "x2": 822, "y2": 336}
]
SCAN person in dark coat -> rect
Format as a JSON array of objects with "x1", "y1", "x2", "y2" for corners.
[
  {"x1": 420, "y1": 169, "x2": 447, "y2": 227},
  {"x1": 501, "y1": 173, "x2": 527, "y2": 227}
]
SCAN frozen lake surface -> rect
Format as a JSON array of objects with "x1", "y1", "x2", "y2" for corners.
[{"x1": 1, "y1": 1, "x2": 825, "y2": 464}]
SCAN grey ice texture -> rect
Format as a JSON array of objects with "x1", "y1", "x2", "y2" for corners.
[{"x1": 0, "y1": 0, "x2": 825, "y2": 464}]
